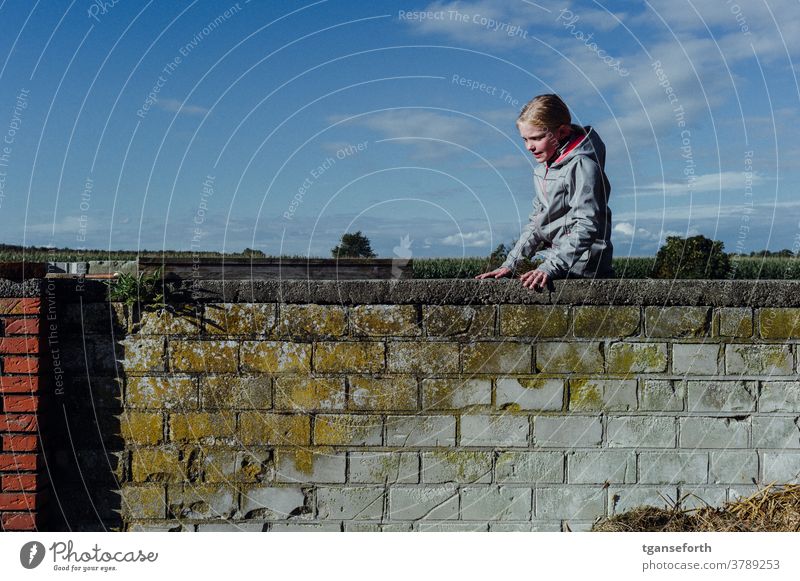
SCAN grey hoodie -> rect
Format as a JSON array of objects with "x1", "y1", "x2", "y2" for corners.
[{"x1": 501, "y1": 124, "x2": 614, "y2": 279}]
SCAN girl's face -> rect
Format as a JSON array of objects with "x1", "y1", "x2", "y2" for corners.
[{"x1": 518, "y1": 122, "x2": 570, "y2": 164}]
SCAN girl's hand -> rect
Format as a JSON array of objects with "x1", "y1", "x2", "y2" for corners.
[
  {"x1": 475, "y1": 267, "x2": 512, "y2": 279},
  {"x1": 519, "y1": 268, "x2": 549, "y2": 291}
]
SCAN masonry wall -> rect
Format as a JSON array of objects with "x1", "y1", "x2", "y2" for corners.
[
  {"x1": 36, "y1": 279, "x2": 800, "y2": 531},
  {"x1": 0, "y1": 280, "x2": 46, "y2": 531}
]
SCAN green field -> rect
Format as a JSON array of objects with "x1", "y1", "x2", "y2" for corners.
[{"x1": 1, "y1": 244, "x2": 798, "y2": 279}]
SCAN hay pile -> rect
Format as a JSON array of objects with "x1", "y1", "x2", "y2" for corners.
[{"x1": 592, "y1": 484, "x2": 800, "y2": 532}]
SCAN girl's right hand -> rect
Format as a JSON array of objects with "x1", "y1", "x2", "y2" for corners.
[{"x1": 474, "y1": 267, "x2": 512, "y2": 279}]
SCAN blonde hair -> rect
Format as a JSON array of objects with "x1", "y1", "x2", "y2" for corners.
[{"x1": 517, "y1": 94, "x2": 571, "y2": 130}]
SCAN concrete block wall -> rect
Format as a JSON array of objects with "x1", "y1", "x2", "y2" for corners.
[{"x1": 38, "y1": 279, "x2": 800, "y2": 531}]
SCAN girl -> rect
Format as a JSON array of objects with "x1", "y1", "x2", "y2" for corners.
[{"x1": 476, "y1": 94, "x2": 613, "y2": 289}]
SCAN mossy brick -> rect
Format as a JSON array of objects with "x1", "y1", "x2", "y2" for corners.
[
  {"x1": 725, "y1": 344, "x2": 793, "y2": 375},
  {"x1": 131, "y1": 448, "x2": 188, "y2": 483},
  {"x1": 386, "y1": 415, "x2": 456, "y2": 447},
  {"x1": 204, "y1": 303, "x2": 276, "y2": 335},
  {"x1": 534, "y1": 416, "x2": 602, "y2": 447},
  {"x1": 760, "y1": 381, "x2": 800, "y2": 412},
  {"x1": 126, "y1": 376, "x2": 198, "y2": 409},
  {"x1": 678, "y1": 417, "x2": 749, "y2": 448},
  {"x1": 349, "y1": 376, "x2": 417, "y2": 410},
  {"x1": 751, "y1": 416, "x2": 800, "y2": 448},
  {"x1": 639, "y1": 452, "x2": 708, "y2": 484},
  {"x1": 461, "y1": 486, "x2": 532, "y2": 520},
  {"x1": 239, "y1": 413, "x2": 311, "y2": 446},
  {"x1": 686, "y1": 380, "x2": 756, "y2": 412},
  {"x1": 673, "y1": 343, "x2": 721, "y2": 375},
  {"x1": 275, "y1": 449, "x2": 346, "y2": 483},
  {"x1": 167, "y1": 484, "x2": 237, "y2": 519},
  {"x1": 607, "y1": 416, "x2": 676, "y2": 448},
  {"x1": 609, "y1": 486, "x2": 679, "y2": 514},
  {"x1": 200, "y1": 375, "x2": 272, "y2": 410},
  {"x1": 536, "y1": 342, "x2": 604, "y2": 373},
  {"x1": 639, "y1": 379, "x2": 685, "y2": 411},
  {"x1": 496, "y1": 377, "x2": 564, "y2": 411},
  {"x1": 719, "y1": 308, "x2": 753, "y2": 338},
  {"x1": 315, "y1": 342, "x2": 385, "y2": 373},
  {"x1": 239, "y1": 486, "x2": 307, "y2": 519},
  {"x1": 762, "y1": 453, "x2": 800, "y2": 482},
  {"x1": 461, "y1": 415, "x2": 529, "y2": 447},
  {"x1": 536, "y1": 487, "x2": 604, "y2": 520},
  {"x1": 496, "y1": 451, "x2": 564, "y2": 483},
  {"x1": 759, "y1": 308, "x2": 800, "y2": 339},
  {"x1": 120, "y1": 337, "x2": 165, "y2": 372},
  {"x1": 316, "y1": 486, "x2": 385, "y2": 520},
  {"x1": 389, "y1": 485, "x2": 459, "y2": 520},
  {"x1": 169, "y1": 340, "x2": 238, "y2": 373},
  {"x1": 350, "y1": 305, "x2": 419, "y2": 337},
  {"x1": 314, "y1": 414, "x2": 382, "y2": 446},
  {"x1": 569, "y1": 378, "x2": 636, "y2": 411},
  {"x1": 423, "y1": 305, "x2": 495, "y2": 337},
  {"x1": 606, "y1": 342, "x2": 667, "y2": 373},
  {"x1": 349, "y1": 451, "x2": 419, "y2": 484},
  {"x1": 499, "y1": 305, "x2": 569, "y2": 337},
  {"x1": 0, "y1": 298, "x2": 40, "y2": 315},
  {"x1": 573, "y1": 306, "x2": 640, "y2": 338},
  {"x1": 169, "y1": 412, "x2": 236, "y2": 442},
  {"x1": 235, "y1": 449, "x2": 275, "y2": 483},
  {"x1": 387, "y1": 341, "x2": 458, "y2": 374},
  {"x1": 136, "y1": 308, "x2": 202, "y2": 335},
  {"x1": 567, "y1": 450, "x2": 635, "y2": 484},
  {"x1": 241, "y1": 341, "x2": 311, "y2": 373},
  {"x1": 421, "y1": 378, "x2": 490, "y2": 410},
  {"x1": 121, "y1": 484, "x2": 165, "y2": 519},
  {"x1": 278, "y1": 304, "x2": 346, "y2": 337},
  {"x1": 709, "y1": 451, "x2": 758, "y2": 484},
  {"x1": 273, "y1": 376, "x2": 345, "y2": 411},
  {"x1": 120, "y1": 412, "x2": 163, "y2": 445},
  {"x1": 462, "y1": 342, "x2": 531, "y2": 374},
  {"x1": 422, "y1": 450, "x2": 492, "y2": 483},
  {"x1": 645, "y1": 306, "x2": 710, "y2": 337}
]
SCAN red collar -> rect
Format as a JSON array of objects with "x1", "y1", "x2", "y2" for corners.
[{"x1": 546, "y1": 132, "x2": 586, "y2": 168}]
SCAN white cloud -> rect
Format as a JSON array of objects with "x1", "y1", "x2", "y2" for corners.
[
  {"x1": 629, "y1": 171, "x2": 767, "y2": 196},
  {"x1": 441, "y1": 229, "x2": 492, "y2": 247},
  {"x1": 158, "y1": 98, "x2": 209, "y2": 116},
  {"x1": 613, "y1": 221, "x2": 636, "y2": 236}
]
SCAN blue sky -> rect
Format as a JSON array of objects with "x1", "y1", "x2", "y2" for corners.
[{"x1": 0, "y1": 0, "x2": 798, "y2": 259}]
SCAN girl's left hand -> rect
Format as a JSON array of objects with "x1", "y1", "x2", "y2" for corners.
[{"x1": 519, "y1": 269, "x2": 549, "y2": 291}]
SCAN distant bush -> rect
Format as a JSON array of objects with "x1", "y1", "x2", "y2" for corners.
[{"x1": 653, "y1": 235, "x2": 731, "y2": 279}]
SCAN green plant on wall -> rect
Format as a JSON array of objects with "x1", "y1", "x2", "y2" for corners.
[
  {"x1": 653, "y1": 235, "x2": 731, "y2": 279},
  {"x1": 105, "y1": 267, "x2": 166, "y2": 311}
]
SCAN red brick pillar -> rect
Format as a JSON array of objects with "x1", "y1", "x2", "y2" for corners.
[{"x1": 0, "y1": 296, "x2": 44, "y2": 531}]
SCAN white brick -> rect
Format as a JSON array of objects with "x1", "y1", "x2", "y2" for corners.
[
  {"x1": 762, "y1": 452, "x2": 800, "y2": 482},
  {"x1": 607, "y1": 416, "x2": 675, "y2": 448},
  {"x1": 672, "y1": 343, "x2": 721, "y2": 375},
  {"x1": 316, "y1": 487, "x2": 385, "y2": 520},
  {"x1": 240, "y1": 487, "x2": 306, "y2": 519},
  {"x1": 386, "y1": 415, "x2": 456, "y2": 447},
  {"x1": 752, "y1": 416, "x2": 800, "y2": 448},
  {"x1": 496, "y1": 377, "x2": 563, "y2": 411},
  {"x1": 760, "y1": 381, "x2": 800, "y2": 412},
  {"x1": 275, "y1": 451, "x2": 346, "y2": 483},
  {"x1": 609, "y1": 486, "x2": 678, "y2": 515},
  {"x1": 679, "y1": 417, "x2": 749, "y2": 449},
  {"x1": 639, "y1": 379, "x2": 685, "y2": 412},
  {"x1": 536, "y1": 488, "x2": 604, "y2": 520},
  {"x1": 686, "y1": 380, "x2": 756, "y2": 412},
  {"x1": 389, "y1": 485, "x2": 459, "y2": 520},
  {"x1": 534, "y1": 416, "x2": 602, "y2": 447},
  {"x1": 421, "y1": 451, "x2": 492, "y2": 483},
  {"x1": 348, "y1": 452, "x2": 418, "y2": 484},
  {"x1": 709, "y1": 451, "x2": 758, "y2": 484},
  {"x1": 461, "y1": 415, "x2": 529, "y2": 447},
  {"x1": 461, "y1": 486, "x2": 532, "y2": 520},
  {"x1": 496, "y1": 451, "x2": 564, "y2": 483},
  {"x1": 568, "y1": 450, "x2": 636, "y2": 484},
  {"x1": 639, "y1": 452, "x2": 708, "y2": 484}
]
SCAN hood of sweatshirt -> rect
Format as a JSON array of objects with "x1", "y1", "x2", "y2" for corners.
[{"x1": 547, "y1": 124, "x2": 606, "y2": 170}]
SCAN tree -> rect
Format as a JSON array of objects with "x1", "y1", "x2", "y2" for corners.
[
  {"x1": 331, "y1": 231, "x2": 376, "y2": 258},
  {"x1": 653, "y1": 235, "x2": 730, "y2": 279},
  {"x1": 241, "y1": 248, "x2": 266, "y2": 257}
]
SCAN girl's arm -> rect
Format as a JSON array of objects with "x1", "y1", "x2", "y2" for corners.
[{"x1": 500, "y1": 202, "x2": 544, "y2": 273}]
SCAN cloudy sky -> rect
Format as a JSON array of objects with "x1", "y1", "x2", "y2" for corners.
[{"x1": 0, "y1": 0, "x2": 798, "y2": 258}]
